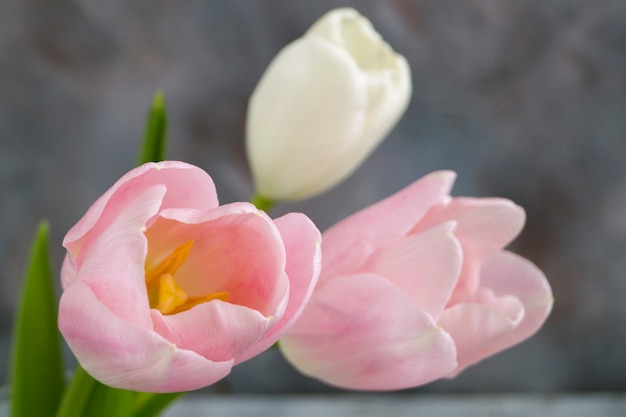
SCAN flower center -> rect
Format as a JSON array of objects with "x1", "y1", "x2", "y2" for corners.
[{"x1": 145, "y1": 239, "x2": 229, "y2": 315}]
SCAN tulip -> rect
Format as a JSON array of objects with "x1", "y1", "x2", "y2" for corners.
[
  {"x1": 246, "y1": 8, "x2": 411, "y2": 201},
  {"x1": 58, "y1": 161, "x2": 321, "y2": 392},
  {"x1": 280, "y1": 171, "x2": 553, "y2": 390}
]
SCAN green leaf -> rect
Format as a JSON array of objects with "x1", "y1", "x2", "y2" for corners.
[
  {"x1": 132, "y1": 392, "x2": 184, "y2": 417},
  {"x1": 55, "y1": 366, "x2": 134, "y2": 417},
  {"x1": 10, "y1": 221, "x2": 65, "y2": 417},
  {"x1": 137, "y1": 90, "x2": 168, "y2": 166}
]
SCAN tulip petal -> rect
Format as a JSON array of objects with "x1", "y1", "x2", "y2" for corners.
[
  {"x1": 60, "y1": 254, "x2": 77, "y2": 289},
  {"x1": 63, "y1": 185, "x2": 168, "y2": 330},
  {"x1": 441, "y1": 250, "x2": 552, "y2": 377},
  {"x1": 321, "y1": 171, "x2": 455, "y2": 281},
  {"x1": 413, "y1": 197, "x2": 526, "y2": 304},
  {"x1": 63, "y1": 163, "x2": 158, "y2": 251},
  {"x1": 150, "y1": 301, "x2": 274, "y2": 363},
  {"x1": 440, "y1": 252, "x2": 537, "y2": 375},
  {"x1": 360, "y1": 221, "x2": 463, "y2": 320},
  {"x1": 281, "y1": 273, "x2": 457, "y2": 390},
  {"x1": 473, "y1": 250, "x2": 553, "y2": 358},
  {"x1": 62, "y1": 183, "x2": 166, "y2": 289},
  {"x1": 157, "y1": 201, "x2": 262, "y2": 226},
  {"x1": 63, "y1": 162, "x2": 218, "y2": 258},
  {"x1": 439, "y1": 302, "x2": 516, "y2": 374},
  {"x1": 236, "y1": 213, "x2": 322, "y2": 364},
  {"x1": 468, "y1": 287, "x2": 525, "y2": 328},
  {"x1": 147, "y1": 205, "x2": 288, "y2": 316},
  {"x1": 59, "y1": 281, "x2": 233, "y2": 392},
  {"x1": 414, "y1": 197, "x2": 525, "y2": 257}
]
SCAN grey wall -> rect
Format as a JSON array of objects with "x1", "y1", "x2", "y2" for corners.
[{"x1": 1, "y1": 0, "x2": 625, "y2": 393}]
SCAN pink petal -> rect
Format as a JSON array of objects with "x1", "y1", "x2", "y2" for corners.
[
  {"x1": 60, "y1": 254, "x2": 77, "y2": 289},
  {"x1": 440, "y1": 251, "x2": 544, "y2": 376},
  {"x1": 63, "y1": 161, "x2": 218, "y2": 259},
  {"x1": 448, "y1": 257, "x2": 482, "y2": 307},
  {"x1": 62, "y1": 184, "x2": 166, "y2": 289},
  {"x1": 151, "y1": 301, "x2": 274, "y2": 363},
  {"x1": 63, "y1": 163, "x2": 159, "y2": 250},
  {"x1": 236, "y1": 213, "x2": 322, "y2": 364},
  {"x1": 413, "y1": 198, "x2": 525, "y2": 255},
  {"x1": 321, "y1": 171, "x2": 456, "y2": 281},
  {"x1": 360, "y1": 221, "x2": 463, "y2": 320},
  {"x1": 473, "y1": 250, "x2": 553, "y2": 358},
  {"x1": 468, "y1": 287, "x2": 525, "y2": 328},
  {"x1": 152, "y1": 161, "x2": 219, "y2": 211},
  {"x1": 414, "y1": 197, "x2": 526, "y2": 304},
  {"x1": 439, "y1": 302, "x2": 516, "y2": 375},
  {"x1": 62, "y1": 185, "x2": 168, "y2": 329},
  {"x1": 157, "y1": 201, "x2": 263, "y2": 226},
  {"x1": 59, "y1": 281, "x2": 233, "y2": 392},
  {"x1": 146, "y1": 204, "x2": 288, "y2": 316},
  {"x1": 280, "y1": 273, "x2": 457, "y2": 390}
]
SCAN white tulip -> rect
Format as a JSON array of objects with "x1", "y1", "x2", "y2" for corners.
[{"x1": 246, "y1": 8, "x2": 411, "y2": 201}]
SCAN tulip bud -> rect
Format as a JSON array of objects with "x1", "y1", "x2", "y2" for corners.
[{"x1": 246, "y1": 8, "x2": 411, "y2": 201}]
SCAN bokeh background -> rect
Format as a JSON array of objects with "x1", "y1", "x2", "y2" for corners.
[{"x1": 1, "y1": 0, "x2": 625, "y2": 393}]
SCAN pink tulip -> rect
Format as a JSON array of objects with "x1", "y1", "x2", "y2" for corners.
[
  {"x1": 280, "y1": 171, "x2": 553, "y2": 390},
  {"x1": 59, "y1": 161, "x2": 321, "y2": 392}
]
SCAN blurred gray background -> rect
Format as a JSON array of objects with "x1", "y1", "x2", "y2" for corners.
[{"x1": 1, "y1": 0, "x2": 625, "y2": 394}]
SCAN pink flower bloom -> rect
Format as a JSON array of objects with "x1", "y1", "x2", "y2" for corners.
[
  {"x1": 280, "y1": 171, "x2": 553, "y2": 390},
  {"x1": 59, "y1": 161, "x2": 321, "y2": 392}
]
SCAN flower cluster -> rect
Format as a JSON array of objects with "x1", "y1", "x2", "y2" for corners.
[{"x1": 56, "y1": 8, "x2": 552, "y2": 395}]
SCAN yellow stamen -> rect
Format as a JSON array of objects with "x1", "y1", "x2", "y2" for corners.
[
  {"x1": 145, "y1": 240, "x2": 195, "y2": 285},
  {"x1": 167, "y1": 291, "x2": 230, "y2": 315},
  {"x1": 155, "y1": 273, "x2": 189, "y2": 314},
  {"x1": 145, "y1": 239, "x2": 230, "y2": 315}
]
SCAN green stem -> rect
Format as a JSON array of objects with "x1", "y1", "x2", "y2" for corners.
[
  {"x1": 132, "y1": 392, "x2": 185, "y2": 417},
  {"x1": 55, "y1": 365, "x2": 183, "y2": 417},
  {"x1": 55, "y1": 365, "x2": 138, "y2": 417},
  {"x1": 54, "y1": 366, "x2": 97, "y2": 417},
  {"x1": 250, "y1": 193, "x2": 276, "y2": 213}
]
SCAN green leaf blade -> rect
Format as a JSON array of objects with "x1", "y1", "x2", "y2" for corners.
[
  {"x1": 137, "y1": 90, "x2": 168, "y2": 166},
  {"x1": 10, "y1": 221, "x2": 65, "y2": 417}
]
